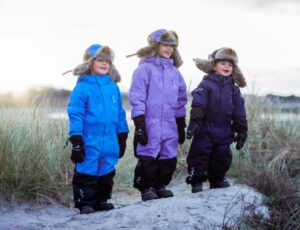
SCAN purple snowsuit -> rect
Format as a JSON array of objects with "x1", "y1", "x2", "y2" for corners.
[{"x1": 129, "y1": 56, "x2": 187, "y2": 189}]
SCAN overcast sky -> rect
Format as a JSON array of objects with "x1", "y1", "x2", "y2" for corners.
[{"x1": 0, "y1": 0, "x2": 300, "y2": 96}]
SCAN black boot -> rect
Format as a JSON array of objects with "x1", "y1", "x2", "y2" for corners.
[
  {"x1": 80, "y1": 206, "x2": 95, "y2": 214},
  {"x1": 141, "y1": 187, "x2": 158, "y2": 201},
  {"x1": 210, "y1": 180, "x2": 230, "y2": 189},
  {"x1": 191, "y1": 183, "x2": 203, "y2": 193},
  {"x1": 156, "y1": 186, "x2": 174, "y2": 198},
  {"x1": 97, "y1": 201, "x2": 115, "y2": 211}
]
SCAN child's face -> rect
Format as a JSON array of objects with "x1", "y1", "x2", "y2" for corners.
[
  {"x1": 213, "y1": 60, "x2": 233, "y2": 77},
  {"x1": 91, "y1": 59, "x2": 110, "y2": 75},
  {"x1": 157, "y1": 44, "x2": 174, "y2": 59}
]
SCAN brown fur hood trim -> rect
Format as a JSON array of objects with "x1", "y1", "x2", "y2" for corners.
[
  {"x1": 194, "y1": 47, "x2": 246, "y2": 87},
  {"x1": 128, "y1": 29, "x2": 183, "y2": 68},
  {"x1": 72, "y1": 45, "x2": 121, "y2": 83}
]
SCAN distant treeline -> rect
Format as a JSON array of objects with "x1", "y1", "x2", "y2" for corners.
[
  {"x1": 0, "y1": 87, "x2": 299, "y2": 111},
  {"x1": 0, "y1": 87, "x2": 130, "y2": 109}
]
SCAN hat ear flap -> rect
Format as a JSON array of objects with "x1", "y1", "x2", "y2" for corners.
[
  {"x1": 108, "y1": 63, "x2": 121, "y2": 83},
  {"x1": 73, "y1": 59, "x2": 93, "y2": 76},
  {"x1": 136, "y1": 45, "x2": 157, "y2": 58},
  {"x1": 171, "y1": 48, "x2": 183, "y2": 68},
  {"x1": 194, "y1": 58, "x2": 214, "y2": 74},
  {"x1": 233, "y1": 66, "x2": 246, "y2": 88}
]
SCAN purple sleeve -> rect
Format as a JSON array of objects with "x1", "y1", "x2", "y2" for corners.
[
  {"x1": 176, "y1": 71, "x2": 188, "y2": 117},
  {"x1": 129, "y1": 65, "x2": 149, "y2": 118},
  {"x1": 233, "y1": 86, "x2": 246, "y2": 118}
]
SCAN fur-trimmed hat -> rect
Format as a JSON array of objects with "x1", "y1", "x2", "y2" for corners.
[
  {"x1": 127, "y1": 29, "x2": 183, "y2": 68},
  {"x1": 71, "y1": 44, "x2": 121, "y2": 83},
  {"x1": 194, "y1": 47, "x2": 246, "y2": 87}
]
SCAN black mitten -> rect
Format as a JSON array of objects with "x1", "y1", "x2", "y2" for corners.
[
  {"x1": 187, "y1": 106, "x2": 205, "y2": 139},
  {"x1": 176, "y1": 116, "x2": 186, "y2": 145},
  {"x1": 118, "y1": 132, "x2": 128, "y2": 158},
  {"x1": 69, "y1": 135, "x2": 85, "y2": 164},
  {"x1": 234, "y1": 132, "x2": 247, "y2": 150},
  {"x1": 233, "y1": 117, "x2": 248, "y2": 150},
  {"x1": 133, "y1": 115, "x2": 148, "y2": 146}
]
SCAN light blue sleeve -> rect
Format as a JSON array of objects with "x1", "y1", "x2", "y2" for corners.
[
  {"x1": 67, "y1": 83, "x2": 87, "y2": 136},
  {"x1": 116, "y1": 86, "x2": 129, "y2": 134}
]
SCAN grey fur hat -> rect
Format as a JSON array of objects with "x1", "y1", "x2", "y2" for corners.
[
  {"x1": 127, "y1": 29, "x2": 183, "y2": 68},
  {"x1": 194, "y1": 47, "x2": 246, "y2": 87},
  {"x1": 72, "y1": 44, "x2": 121, "y2": 83}
]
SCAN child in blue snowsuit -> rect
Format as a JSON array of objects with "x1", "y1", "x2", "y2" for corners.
[
  {"x1": 186, "y1": 47, "x2": 248, "y2": 193},
  {"x1": 67, "y1": 44, "x2": 129, "y2": 214}
]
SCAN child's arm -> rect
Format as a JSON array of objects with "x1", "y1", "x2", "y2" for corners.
[
  {"x1": 67, "y1": 84, "x2": 87, "y2": 137},
  {"x1": 129, "y1": 66, "x2": 149, "y2": 118},
  {"x1": 176, "y1": 72, "x2": 188, "y2": 118},
  {"x1": 129, "y1": 66, "x2": 149, "y2": 146},
  {"x1": 186, "y1": 82, "x2": 208, "y2": 139},
  {"x1": 116, "y1": 87, "x2": 129, "y2": 134},
  {"x1": 232, "y1": 87, "x2": 248, "y2": 150}
]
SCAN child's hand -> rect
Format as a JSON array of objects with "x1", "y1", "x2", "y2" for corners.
[
  {"x1": 176, "y1": 116, "x2": 186, "y2": 145},
  {"x1": 186, "y1": 121, "x2": 199, "y2": 139},
  {"x1": 133, "y1": 115, "x2": 148, "y2": 146},
  {"x1": 234, "y1": 132, "x2": 247, "y2": 150},
  {"x1": 118, "y1": 132, "x2": 128, "y2": 158},
  {"x1": 69, "y1": 135, "x2": 85, "y2": 164}
]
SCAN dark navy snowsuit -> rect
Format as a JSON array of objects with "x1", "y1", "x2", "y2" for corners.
[{"x1": 186, "y1": 73, "x2": 246, "y2": 184}]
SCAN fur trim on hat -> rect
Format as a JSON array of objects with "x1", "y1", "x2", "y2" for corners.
[
  {"x1": 160, "y1": 30, "x2": 178, "y2": 46},
  {"x1": 136, "y1": 44, "x2": 158, "y2": 59},
  {"x1": 108, "y1": 63, "x2": 121, "y2": 83},
  {"x1": 211, "y1": 47, "x2": 238, "y2": 66},
  {"x1": 128, "y1": 30, "x2": 183, "y2": 68},
  {"x1": 72, "y1": 46, "x2": 121, "y2": 83},
  {"x1": 194, "y1": 47, "x2": 246, "y2": 88}
]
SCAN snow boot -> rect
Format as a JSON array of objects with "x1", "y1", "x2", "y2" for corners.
[
  {"x1": 141, "y1": 187, "x2": 158, "y2": 201},
  {"x1": 210, "y1": 180, "x2": 230, "y2": 189},
  {"x1": 80, "y1": 206, "x2": 95, "y2": 214},
  {"x1": 156, "y1": 186, "x2": 174, "y2": 198},
  {"x1": 97, "y1": 202, "x2": 115, "y2": 211},
  {"x1": 191, "y1": 183, "x2": 203, "y2": 193}
]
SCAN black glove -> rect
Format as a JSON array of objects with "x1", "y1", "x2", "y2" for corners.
[
  {"x1": 118, "y1": 132, "x2": 128, "y2": 158},
  {"x1": 232, "y1": 117, "x2": 248, "y2": 150},
  {"x1": 176, "y1": 116, "x2": 186, "y2": 145},
  {"x1": 133, "y1": 115, "x2": 148, "y2": 146},
  {"x1": 69, "y1": 135, "x2": 85, "y2": 164},
  {"x1": 234, "y1": 132, "x2": 247, "y2": 150},
  {"x1": 187, "y1": 106, "x2": 205, "y2": 139}
]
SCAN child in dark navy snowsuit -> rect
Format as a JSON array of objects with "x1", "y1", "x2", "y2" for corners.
[
  {"x1": 67, "y1": 44, "x2": 129, "y2": 214},
  {"x1": 186, "y1": 47, "x2": 248, "y2": 193}
]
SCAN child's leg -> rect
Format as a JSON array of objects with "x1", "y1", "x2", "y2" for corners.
[
  {"x1": 209, "y1": 144, "x2": 232, "y2": 188},
  {"x1": 155, "y1": 157, "x2": 177, "y2": 198},
  {"x1": 134, "y1": 155, "x2": 159, "y2": 200},
  {"x1": 96, "y1": 170, "x2": 116, "y2": 211},
  {"x1": 72, "y1": 171, "x2": 98, "y2": 213},
  {"x1": 186, "y1": 145, "x2": 211, "y2": 192}
]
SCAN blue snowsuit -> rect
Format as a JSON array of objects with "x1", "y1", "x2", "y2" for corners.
[
  {"x1": 67, "y1": 74, "x2": 128, "y2": 209},
  {"x1": 186, "y1": 73, "x2": 246, "y2": 184}
]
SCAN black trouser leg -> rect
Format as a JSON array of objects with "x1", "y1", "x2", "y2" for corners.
[
  {"x1": 72, "y1": 171, "x2": 98, "y2": 210},
  {"x1": 209, "y1": 144, "x2": 232, "y2": 182},
  {"x1": 96, "y1": 170, "x2": 116, "y2": 203},
  {"x1": 186, "y1": 146, "x2": 211, "y2": 185},
  {"x1": 133, "y1": 155, "x2": 158, "y2": 191},
  {"x1": 156, "y1": 157, "x2": 177, "y2": 188}
]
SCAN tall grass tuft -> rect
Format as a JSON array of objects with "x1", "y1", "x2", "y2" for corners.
[
  {"x1": 0, "y1": 108, "x2": 73, "y2": 203},
  {"x1": 229, "y1": 95, "x2": 300, "y2": 229}
]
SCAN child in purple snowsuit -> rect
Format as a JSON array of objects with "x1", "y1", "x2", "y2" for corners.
[
  {"x1": 128, "y1": 29, "x2": 188, "y2": 201},
  {"x1": 186, "y1": 47, "x2": 248, "y2": 193}
]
